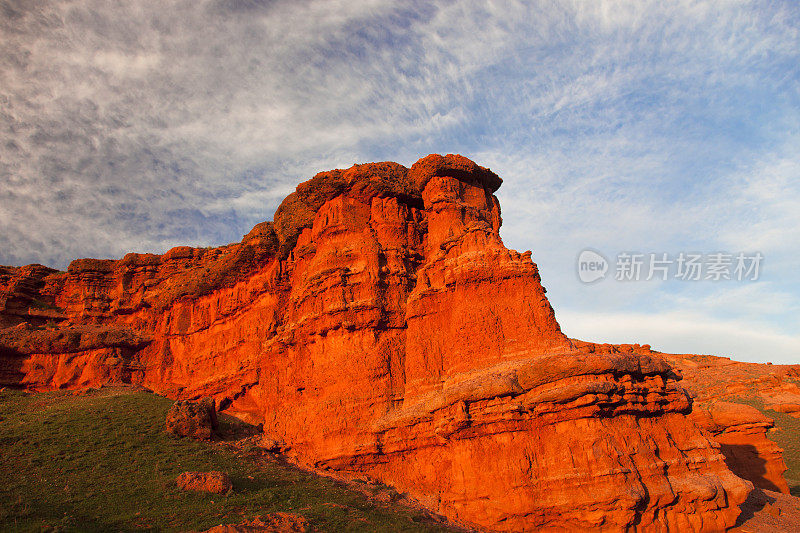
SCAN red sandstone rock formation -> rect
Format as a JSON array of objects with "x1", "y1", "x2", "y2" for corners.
[
  {"x1": 573, "y1": 345, "x2": 796, "y2": 498},
  {"x1": 0, "y1": 154, "x2": 755, "y2": 531},
  {"x1": 657, "y1": 352, "x2": 800, "y2": 410},
  {"x1": 660, "y1": 352, "x2": 799, "y2": 495}
]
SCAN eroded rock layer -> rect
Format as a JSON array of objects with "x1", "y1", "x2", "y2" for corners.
[{"x1": 1, "y1": 154, "x2": 754, "y2": 531}]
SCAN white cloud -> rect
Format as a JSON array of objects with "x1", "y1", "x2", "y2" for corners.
[
  {"x1": 0, "y1": 0, "x2": 797, "y2": 364},
  {"x1": 663, "y1": 282, "x2": 798, "y2": 319},
  {"x1": 716, "y1": 141, "x2": 800, "y2": 263},
  {"x1": 559, "y1": 309, "x2": 799, "y2": 365}
]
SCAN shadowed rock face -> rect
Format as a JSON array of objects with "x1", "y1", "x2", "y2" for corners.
[{"x1": 0, "y1": 154, "x2": 754, "y2": 531}]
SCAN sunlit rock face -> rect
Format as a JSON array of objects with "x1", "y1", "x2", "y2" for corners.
[
  {"x1": 659, "y1": 350, "x2": 800, "y2": 498},
  {"x1": 1, "y1": 154, "x2": 755, "y2": 531}
]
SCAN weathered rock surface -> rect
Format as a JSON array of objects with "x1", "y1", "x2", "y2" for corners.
[
  {"x1": 177, "y1": 471, "x2": 232, "y2": 494},
  {"x1": 571, "y1": 345, "x2": 796, "y2": 498},
  {"x1": 166, "y1": 398, "x2": 219, "y2": 440},
  {"x1": 0, "y1": 154, "x2": 761, "y2": 531},
  {"x1": 658, "y1": 352, "x2": 800, "y2": 410}
]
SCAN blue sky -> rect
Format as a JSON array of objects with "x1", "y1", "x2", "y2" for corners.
[{"x1": 1, "y1": 0, "x2": 798, "y2": 363}]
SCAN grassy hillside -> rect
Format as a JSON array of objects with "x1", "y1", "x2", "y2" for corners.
[
  {"x1": 0, "y1": 387, "x2": 465, "y2": 532},
  {"x1": 767, "y1": 409, "x2": 800, "y2": 497}
]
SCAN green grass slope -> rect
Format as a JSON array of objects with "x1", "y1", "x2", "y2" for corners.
[{"x1": 0, "y1": 388, "x2": 464, "y2": 533}]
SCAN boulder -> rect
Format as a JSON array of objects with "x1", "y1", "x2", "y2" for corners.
[
  {"x1": 258, "y1": 435, "x2": 283, "y2": 452},
  {"x1": 166, "y1": 398, "x2": 218, "y2": 440}
]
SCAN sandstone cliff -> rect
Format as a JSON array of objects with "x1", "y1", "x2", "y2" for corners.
[{"x1": 0, "y1": 154, "x2": 760, "y2": 531}]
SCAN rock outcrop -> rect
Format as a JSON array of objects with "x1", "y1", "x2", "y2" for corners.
[
  {"x1": 660, "y1": 352, "x2": 800, "y2": 495},
  {"x1": 0, "y1": 154, "x2": 757, "y2": 531}
]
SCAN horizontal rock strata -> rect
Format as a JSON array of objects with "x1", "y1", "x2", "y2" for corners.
[{"x1": 1, "y1": 154, "x2": 755, "y2": 531}]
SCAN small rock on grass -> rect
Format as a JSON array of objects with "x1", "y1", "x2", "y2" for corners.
[
  {"x1": 166, "y1": 397, "x2": 218, "y2": 440},
  {"x1": 258, "y1": 434, "x2": 284, "y2": 452},
  {"x1": 200, "y1": 512, "x2": 311, "y2": 532},
  {"x1": 176, "y1": 471, "x2": 232, "y2": 494}
]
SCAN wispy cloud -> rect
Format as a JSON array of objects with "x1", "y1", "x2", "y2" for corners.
[
  {"x1": 560, "y1": 309, "x2": 798, "y2": 365},
  {"x1": 0, "y1": 0, "x2": 797, "y2": 362}
]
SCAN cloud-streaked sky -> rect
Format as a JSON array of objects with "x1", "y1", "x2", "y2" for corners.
[{"x1": 1, "y1": 0, "x2": 798, "y2": 363}]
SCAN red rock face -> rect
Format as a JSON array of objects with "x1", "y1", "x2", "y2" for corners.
[{"x1": 0, "y1": 154, "x2": 755, "y2": 531}]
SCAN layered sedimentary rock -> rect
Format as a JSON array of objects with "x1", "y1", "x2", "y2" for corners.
[
  {"x1": 1, "y1": 154, "x2": 755, "y2": 531},
  {"x1": 570, "y1": 345, "x2": 794, "y2": 498}
]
